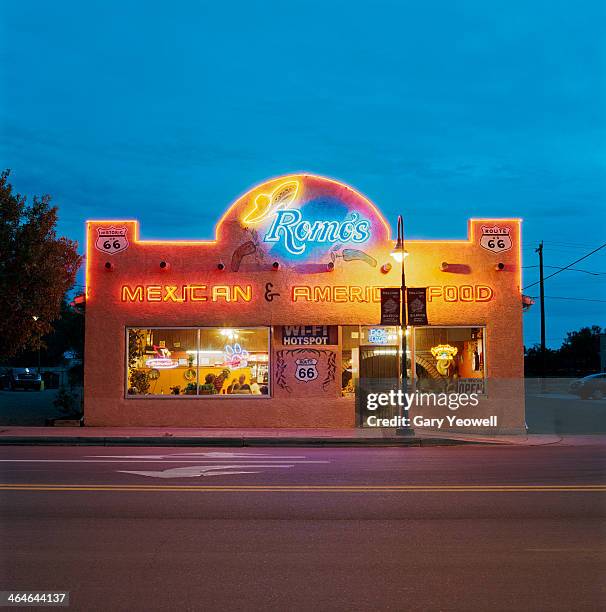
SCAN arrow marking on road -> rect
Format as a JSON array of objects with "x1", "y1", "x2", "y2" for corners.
[
  {"x1": 118, "y1": 464, "x2": 296, "y2": 478},
  {"x1": 0, "y1": 453, "x2": 330, "y2": 479}
]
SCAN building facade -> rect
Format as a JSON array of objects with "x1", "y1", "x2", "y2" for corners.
[{"x1": 84, "y1": 174, "x2": 524, "y2": 432}]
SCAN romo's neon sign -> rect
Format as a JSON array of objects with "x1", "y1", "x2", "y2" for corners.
[
  {"x1": 242, "y1": 179, "x2": 372, "y2": 256},
  {"x1": 263, "y1": 210, "x2": 371, "y2": 255}
]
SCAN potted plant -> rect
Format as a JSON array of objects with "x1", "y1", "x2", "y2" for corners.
[
  {"x1": 49, "y1": 386, "x2": 83, "y2": 426},
  {"x1": 129, "y1": 369, "x2": 151, "y2": 395},
  {"x1": 185, "y1": 382, "x2": 198, "y2": 395},
  {"x1": 128, "y1": 329, "x2": 150, "y2": 394}
]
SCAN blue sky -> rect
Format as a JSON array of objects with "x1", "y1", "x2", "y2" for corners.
[{"x1": 1, "y1": 0, "x2": 604, "y2": 347}]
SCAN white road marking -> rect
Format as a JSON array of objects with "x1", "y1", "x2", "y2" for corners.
[
  {"x1": 118, "y1": 464, "x2": 296, "y2": 479},
  {"x1": 86, "y1": 452, "x2": 309, "y2": 459},
  {"x1": 0, "y1": 452, "x2": 331, "y2": 479}
]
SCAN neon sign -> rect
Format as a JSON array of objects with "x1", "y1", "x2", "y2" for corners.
[
  {"x1": 119, "y1": 283, "x2": 494, "y2": 305},
  {"x1": 241, "y1": 178, "x2": 372, "y2": 256},
  {"x1": 426, "y1": 285, "x2": 493, "y2": 302},
  {"x1": 292, "y1": 285, "x2": 382, "y2": 303},
  {"x1": 121, "y1": 284, "x2": 253, "y2": 303},
  {"x1": 367, "y1": 328, "x2": 389, "y2": 345},
  {"x1": 263, "y1": 210, "x2": 371, "y2": 255},
  {"x1": 242, "y1": 180, "x2": 299, "y2": 224},
  {"x1": 223, "y1": 343, "x2": 249, "y2": 368},
  {"x1": 431, "y1": 344, "x2": 458, "y2": 376},
  {"x1": 292, "y1": 285, "x2": 494, "y2": 303},
  {"x1": 146, "y1": 346, "x2": 178, "y2": 369},
  {"x1": 145, "y1": 357, "x2": 178, "y2": 369}
]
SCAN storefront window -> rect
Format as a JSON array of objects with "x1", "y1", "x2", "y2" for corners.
[
  {"x1": 413, "y1": 326, "x2": 485, "y2": 394},
  {"x1": 126, "y1": 327, "x2": 270, "y2": 397}
]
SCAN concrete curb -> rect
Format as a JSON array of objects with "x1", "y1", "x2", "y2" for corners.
[{"x1": 0, "y1": 436, "x2": 476, "y2": 447}]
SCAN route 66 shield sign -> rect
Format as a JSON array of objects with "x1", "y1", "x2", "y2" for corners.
[
  {"x1": 95, "y1": 227, "x2": 129, "y2": 255},
  {"x1": 294, "y1": 358, "x2": 318, "y2": 382},
  {"x1": 479, "y1": 225, "x2": 512, "y2": 253}
]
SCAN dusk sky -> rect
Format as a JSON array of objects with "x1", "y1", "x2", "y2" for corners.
[{"x1": 1, "y1": 0, "x2": 604, "y2": 348}]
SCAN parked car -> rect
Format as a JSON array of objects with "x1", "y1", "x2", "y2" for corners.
[
  {"x1": 0, "y1": 368, "x2": 10, "y2": 389},
  {"x1": 6, "y1": 368, "x2": 43, "y2": 391},
  {"x1": 569, "y1": 373, "x2": 606, "y2": 400}
]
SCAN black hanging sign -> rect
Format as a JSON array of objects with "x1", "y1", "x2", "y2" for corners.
[
  {"x1": 380, "y1": 288, "x2": 401, "y2": 325},
  {"x1": 406, "y1": 287, "x2": 428, "y2": 325}
]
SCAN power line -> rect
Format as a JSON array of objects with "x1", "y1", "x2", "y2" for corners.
[
  {"x1": 522, "y1": 265, "x2": 606, "y2": 275},
  {"x1": 523, "y1": 243, "x2": 606, "y2": 290},
  {"x1": 522, "y1": 247, "x2": 605, "y2": 259},
  {"x1": 529, "y1": 295, "x2": 606, "y2": 303},
  {"x1": 545, "y1": 241, "x2": 606, "y2": 248},
  {"x1": 525, "y1": 247, "x2": 604, "y2": 256},
  {"x1": 523, "y1": 241, "x2": 605, "y2": 248}
]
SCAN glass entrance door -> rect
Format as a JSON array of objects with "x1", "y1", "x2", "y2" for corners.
[{"x1": 356, "y1": 326, "x2": 400, "y2": 427}]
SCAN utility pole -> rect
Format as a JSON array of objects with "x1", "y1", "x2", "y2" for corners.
[{"x1": 535, "y1": 242, "x2": 546, "y2": 386}]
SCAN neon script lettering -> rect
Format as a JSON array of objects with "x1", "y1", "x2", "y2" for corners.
[{"x1": 263, "y1": 210, "x2": 371, "y2": 255}]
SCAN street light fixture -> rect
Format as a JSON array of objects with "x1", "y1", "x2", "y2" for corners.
[
  {"x1": 390, "y1": 245, "x2": 408, "y2": 263},
  {"x1": 390, "y1": 215, "x2": 414, "y2": 435}
]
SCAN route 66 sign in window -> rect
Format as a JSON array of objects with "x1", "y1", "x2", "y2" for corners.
[
  {"x1": 479, "y1": 225, "x2": 512, "y2": 253},
  {"x1": 95, "y1": 226, "x2": 129, "y2": 255},
  {"x1": 294, "y1": 358, "x2": 318, "y2": 382}
]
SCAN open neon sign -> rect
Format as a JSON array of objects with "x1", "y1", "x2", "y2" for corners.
[{"x1": 367, "y1": 328, "x2": 389, "y2": 345}]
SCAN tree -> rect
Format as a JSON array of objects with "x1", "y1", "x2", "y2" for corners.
[
  {"x1": 8, "y1": 298, "x2": 84, "y2": 367},
  {"x1": 0, "y1": 170, "x2": 82, "y2": 358},
  {"x1": 559, "y1": 325, "x2": 602, "y2": 374},
  {"x1": 524, "y1": 325, "x2": 603, "y2": 376},
  {"x1": 524, "y1": 345, "x2": 559, "y2": 376}
]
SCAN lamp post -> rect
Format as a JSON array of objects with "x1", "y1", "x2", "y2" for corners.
[
  {"x1": 390, "y1": 216, "x2": 414, "y2": 435},
  {"x1": 32, "y1": 315, "x2": 41, "y2": 373}
]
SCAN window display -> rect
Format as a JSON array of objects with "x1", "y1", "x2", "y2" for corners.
[
  {"x1": 126, "y1": 327, "x2": 270, "y2": 397},
  {"x1": 413, "y1": 327, "x2": 485, "y2": 394}
]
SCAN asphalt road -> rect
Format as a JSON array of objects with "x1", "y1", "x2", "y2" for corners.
[{"x1": 1, "y1": 445, "x2": 605, "y2": 612}]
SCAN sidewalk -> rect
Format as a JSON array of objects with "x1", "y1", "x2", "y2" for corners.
[{"x1": 0, "y1": 426, "x2": 603, "y2": 447}]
